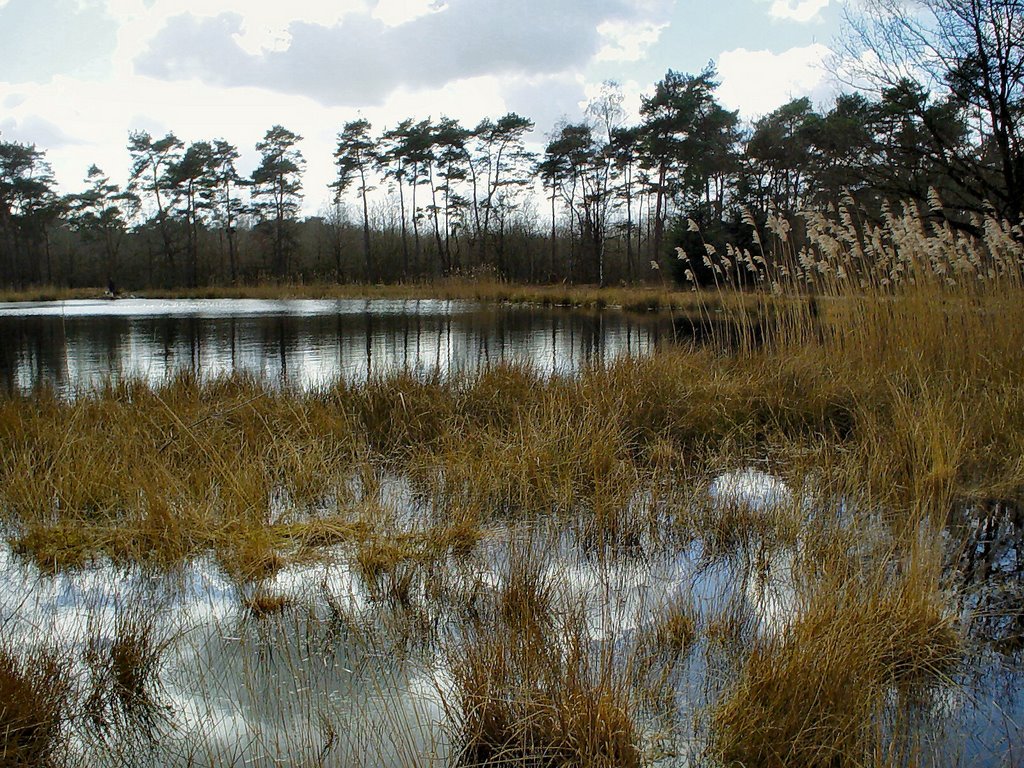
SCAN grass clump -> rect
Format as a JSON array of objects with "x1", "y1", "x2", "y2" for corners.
[
  {"x1": 650, "y1": 600, "x2": 698, "y2": 659},
  {"x1": 450, "y1": 598, "x2": 640, "y2": 768},
  {"x1": 84, "y1": 609, "x2": 172, "y2": 740},
  {"x1": 242, "y1": 589, "x2": 293, "y2": 618},
  {"x1": 711, "y1": 542, "x2": 960, "y2": 768},
  {"x1": 443, "y1": 544, "x2": 641, "y2": 767},
  {"x1": 0, "y1": 644, "x2": 73, "y2": 767}
]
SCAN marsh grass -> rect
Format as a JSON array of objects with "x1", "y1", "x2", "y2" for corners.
[
  {"x1": 711, "y1": 533, "x2": 960, "y2": 768},
  {"x1": 84, "y1": 606, "x2": 174, "y2": 741},
  {"x1": 447, "y1": 546, "x2": 641, "y2": 768},
  {"x1": 0, "y1": 643, "x2": 74, "y2": 767},
  {"x1": 0, "y1": 200, "x2": 1021, "y2": 766},
  {"x1": 242, "y1": 589, "x2": 293, "y2": 617},
  {"x1": 649, "y1": 600, "x2": 698, "y2": 659}
]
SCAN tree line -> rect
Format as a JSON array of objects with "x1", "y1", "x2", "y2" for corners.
[{"x1": 0, "y1": 0, "x2": 1020, "y2": 291}]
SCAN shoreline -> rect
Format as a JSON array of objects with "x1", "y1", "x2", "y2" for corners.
[{"x1": 0, "y1": 280, "x2": 704, "y2": 313}]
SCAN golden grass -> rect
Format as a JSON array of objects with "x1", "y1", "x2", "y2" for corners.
[
  {"x1": 651, "y1": 603, "x2": 697, "y2": 657},
  {"x1": 448, "y1": 549, "x2": 641, "y2": 768},
  {"x1": 4, "y1": 278, "x2": 1024, "y2": 572},
  {"x1": 711, "y1": 536, "x2": 960, "y2": 768},
  {"x1": 0, "y1": 286, "x2": 106, "y2": 303},
  {"x1": 84, "y1": 608, "x2": 172, "y2": 739},
  {"x1": 242, "y1": 589, "x2": 293, "y2": 617}
]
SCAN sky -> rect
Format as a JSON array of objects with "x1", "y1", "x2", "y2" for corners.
[{"x1": 0, "y1": 0, "x2": 852, "y2": 213}]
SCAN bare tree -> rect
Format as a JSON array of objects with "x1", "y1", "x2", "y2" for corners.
[{"x1": 844, "y1": 0, "x2": 1024, "y2": 219}]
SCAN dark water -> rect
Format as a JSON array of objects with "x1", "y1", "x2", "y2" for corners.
[{"x1": 0, "y1": 298, "x2": 676, "y2": 394}]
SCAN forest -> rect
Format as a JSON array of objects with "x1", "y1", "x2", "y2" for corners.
[{"x1": 0, "y1": 0, "x2": 1021, "y2": 291}]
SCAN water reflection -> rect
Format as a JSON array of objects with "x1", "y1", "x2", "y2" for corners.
[
  {"x1": 0, "y1": 298, "x2": 674, "y2": 394},
  {"x1": 1, "y1": 469, "x2": 1021, "y2": 767}
]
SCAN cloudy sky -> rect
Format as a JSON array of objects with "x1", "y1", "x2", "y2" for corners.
[{"x1": 0, "y1": 0, "x2": 848, "y2": 212}]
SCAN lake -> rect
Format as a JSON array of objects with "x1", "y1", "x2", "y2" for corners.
[{"x1": 0, "y1": 298, "x2": 676, "y2": 394}]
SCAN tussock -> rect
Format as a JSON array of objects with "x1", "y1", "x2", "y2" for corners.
[
  {"x1": 711, "y1": 538, "x2": 960, "y2": 768},
  {"x1": 448, "y1": 548, "x2": 641, "y2": 768},
  {"x1": 0, "y1": 644, "x2": 73, "y2": 767}
]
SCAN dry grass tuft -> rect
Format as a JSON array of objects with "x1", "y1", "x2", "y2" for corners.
[
  {"x1": 447, "y1": 547, "x2": 640, "y2": 768},
  {"x1": 450, "y1": 621, "x2": 640, "y2": 768},
  {"x1": 242, "y1": 589, "x2": 293, "y2": 618},
  {"x1": 711, "y1": 544, "x2": 960, "y2": 768},
  {"x1": 84, "y1": 609, "x2": 172, "y2": 740},
  {"x1": 651, "y1": 601, "x2": 698, "y2": 658},
  {"x1": 0, "y1": 644, "x2": 73, "y2": 766}
]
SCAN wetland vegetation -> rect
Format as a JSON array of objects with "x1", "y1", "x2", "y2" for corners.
[
  {"x1": 1, "y1": 202, "x2": 1023, "y2": 766},
  {"x1": 2, "y1": 1, "x2": 1022, "y2": 761}
]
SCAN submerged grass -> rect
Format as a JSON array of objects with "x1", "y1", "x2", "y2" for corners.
[{"x1": 84, "y1": 607, "x2": 173, "y2": 741}]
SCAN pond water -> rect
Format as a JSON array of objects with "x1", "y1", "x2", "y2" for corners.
[
  {"x1": 0, "y1": 470, "x2": 798, "y2": 766},
  {"x1": 1, "y1": 469, "x2": 1021, "y2": 766},
  {"x1": 0, "y1": 298, "x2": 675, "y2": 394}
]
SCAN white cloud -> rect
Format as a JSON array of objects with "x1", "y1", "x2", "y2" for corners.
[
  {"x1": 595, "y1": 19, "x2": 668, "y2": 62},
  {"x1": 0, "y1": 114, "x2": 85, "y2": 149},
  {"x1": 716, "y1": 43, "x2": 833, "y2": 117},
  {"x1": 0, "y1": 68, "x2": 514, "y2": 213},
  {"x1": 123, "y1": 0, "x2": 365, "y2": 28},
  {"x1": 2, "y1": 0, "x2": 669, "y2": 215},
  {"x1": 769, "y1": 0, "x2": 829, "y2": 22},
  {"x1": 103, "y1": 0, "x2": 367, "y2": 64},
  {"x1": 371, "y1": 0, "x2": 443, "y2": 26},
  {"x1": 2, "y1": 92, "x2": 27, "y2": 109},
  {"x1": 0, "y1": 0, "x2": 118, "y2": 83}
]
